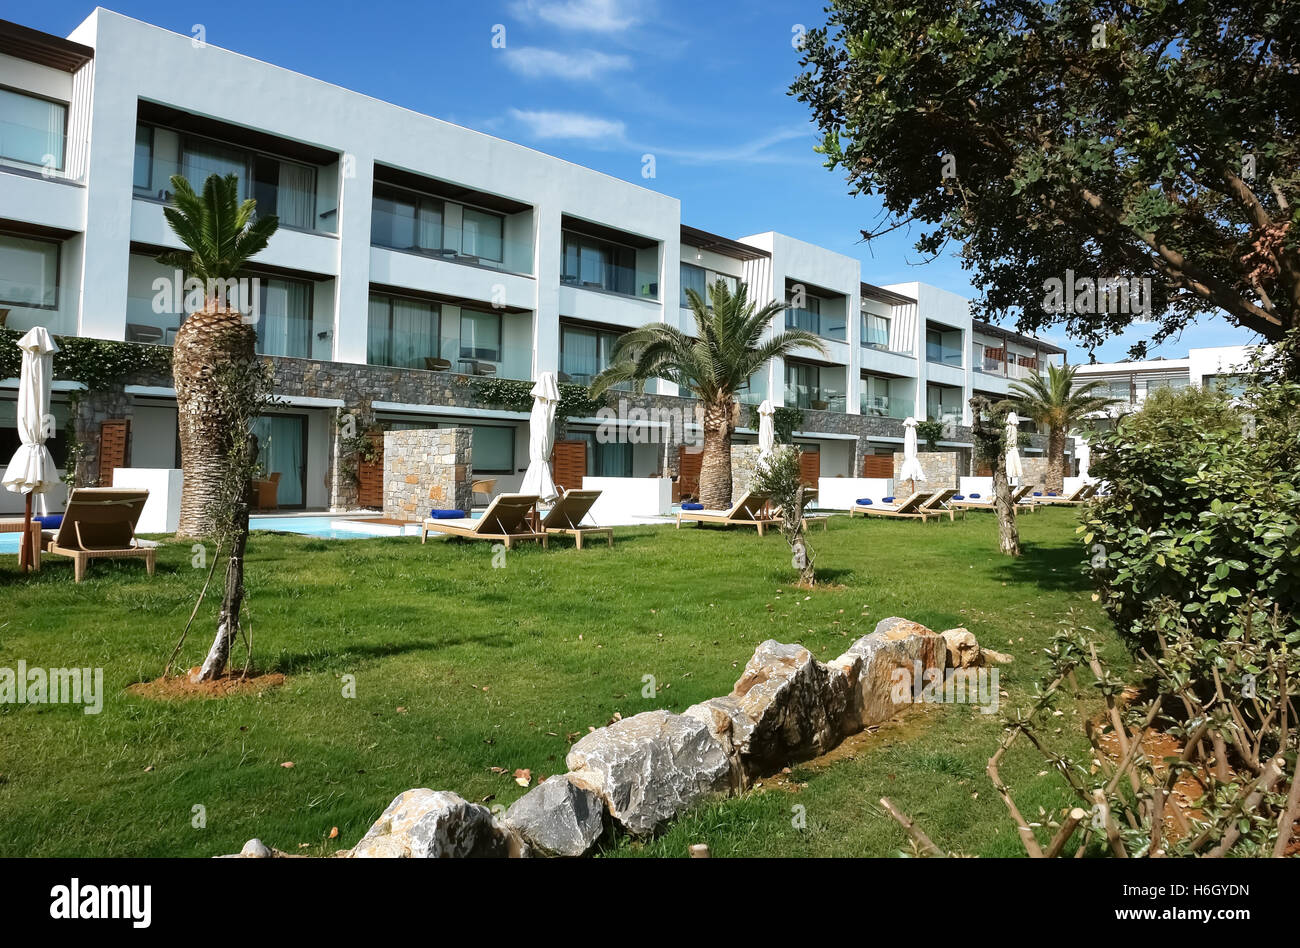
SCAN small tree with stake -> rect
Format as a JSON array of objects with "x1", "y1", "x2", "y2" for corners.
[
  {"x1": 969, "y1": 394, "x2": 1019, "y2": 557},
  {"x1": 751, "y1": 444, "x2": 816, "y2": 587}
]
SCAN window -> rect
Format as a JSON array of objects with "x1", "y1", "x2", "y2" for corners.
[
  {"x1": 1, "y1": 397, "x2": 69, "y2": 468},
  {"x1": 571, "y1": 431, "x2": 632, "y2": 477},
  {"x1": 680, "y1": 263, "x2": 738, "y2": 306},
  {"x1": 182, "y1": 139, "x2": 246, "y2": 192},
  {"x1": 926, "y1": 384, "x2": 962, "y2": 423},
  {"x1": 470, "y1": 425, "x2": 514, "y2": 473},
  {"x1": 461, "y1": 207, "x2": 504, "y2": 262},
  {"x1": 926, "y1": 327, "x2": 962, "y2": 366},
  {"x1": 562, "y1": 232, "x2": 636, "y2": 295},
  {"x1": 254, "y1": 278, "x2": 313, "y2": 358},
  {"x1": 0, "y1": 233, "x2": 58, "y2": 309},
  {"x1": 367, "y1": 294, "x2": 440, "y2": 369},
  {"x1": 251, "y1": 154, "x2": 317, "y2": 230},
  {"x1": 371, "y1": 185, "x2": 444, "y2": 253},
  {"x1": 460, "y1": 310, "x2": 501, "y2": 361},
  {"x1": 560, "y1": 323, "x2": 628, "y2": 389},
  {"x1": 133, "y1": 125, "x2": 153, "y2": 191},
  {"x1": 785, "y1": 361, "x2": 843, "y2": 411},
  {"x1": 0, "y1": 88, "x2": 66, "y2": 169}
]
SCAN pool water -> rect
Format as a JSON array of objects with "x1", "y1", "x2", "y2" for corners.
[
  {"x1": 0, "y1": 534, "x2": 20, "y2": 554},
  {"x1": 251, "y1": 516, "x2": 395, "y2": 539}
]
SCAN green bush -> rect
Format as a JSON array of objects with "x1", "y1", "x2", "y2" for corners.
[{"x1": 1081, "y1": 345, "x2": 1300, "y2": 678}]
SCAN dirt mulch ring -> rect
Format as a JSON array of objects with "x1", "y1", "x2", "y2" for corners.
[{"x1": 128, "y1": 670, "x2": 286, "y2": 700}]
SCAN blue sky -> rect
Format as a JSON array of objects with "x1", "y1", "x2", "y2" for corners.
[{"x1": 30, "y1": 1, "x2": 1260, "y2": 362}]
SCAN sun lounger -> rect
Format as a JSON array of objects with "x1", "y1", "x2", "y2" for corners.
[
  {"x1": 918, "y1": 487, "x2": 962, "y2": 521},
  {"x1": 1027, "y1": 483, "x2": 1096, "y2": 505},
  {"x1": 675, "y1": 490, "x2": 779, "y2": 535},
  {"x1": 849, "y1": 490, "x2": 936, "y2": 521},
  {"x1": 42, "y1": 487, "x2": 157, "y2": 583},
  {"x1": 949, "y1": 484, "x2": 1035, "y2": 512},
  {"x1": 541, "y1": 489, "x2": 612, "y2": 549},
  {"x1": 420, "y1": 493, "x2": 547, "y2": 549}
]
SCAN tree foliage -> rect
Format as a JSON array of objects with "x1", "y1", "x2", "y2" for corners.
[{"x1": 792, "y1": 1, "x2": 1300, "y2": 354}]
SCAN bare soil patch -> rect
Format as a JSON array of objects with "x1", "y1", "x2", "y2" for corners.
[{"x1": 128, "y1": 669, "x2": 286, "y2": 700}]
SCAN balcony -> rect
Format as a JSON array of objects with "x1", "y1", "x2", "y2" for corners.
[
  {"x1": 785, "y1": 383, "x2": 846, "y2": 413},
  {"x1": 926, "y1": 341, "x2": 963, "y2": 368},
  {"x1": 859, "y1": 393, "x2": 908, "y2": 419},
  {"x1": 786, "y1": 308, "x2": 847, "y2": 342},
  {"x1": 0, "y1": 117, "x2": 83, "y2": 183}
]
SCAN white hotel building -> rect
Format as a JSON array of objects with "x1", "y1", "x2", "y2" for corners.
[{"x1": 0, "y1": 10, "x2": 1065, "y2": 514}]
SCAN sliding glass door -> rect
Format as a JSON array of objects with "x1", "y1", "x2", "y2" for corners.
[
  {"x1": 251, "y1": 414, "x2": 307, "y2": 508},
  {"x1": 256, "y1": 278, "x2": 313, "y2": 359}
]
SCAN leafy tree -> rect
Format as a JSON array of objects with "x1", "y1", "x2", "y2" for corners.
[
  {"x1": 590, "y1": 280, "x2": 825, "y2": 509},
  {"x1": 1010, "y1": 362, "x2": 1116, "y2": 490},
  {"x1": 751, "y1": 444, "x2": 817, "y2": 586},
  {"x1": 792, "y1": 1, "x2": 1300, "y2": 354}
]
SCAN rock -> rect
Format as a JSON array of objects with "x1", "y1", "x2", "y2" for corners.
[
  {"x1": 503, "y1": 774, "x2": 607, "y2": 857},
  {"x1": 566, "y1": 710, "x2": 731, "y2": 836},
  {"x1": 833, "y1": 623, "x2": 947, "y2": 730},
  {"x1": 240, "y1": 838, "x2": 273, "y2": 858},
  {"x1": 685, "y1": 640, "x2": 850, "y2": 784},
  {"x1": 350, "y1": 788, "x2": 526, "y2": 858},
  {"x1": 941, "y1": 627, "x2": 982, "y2": 668}
]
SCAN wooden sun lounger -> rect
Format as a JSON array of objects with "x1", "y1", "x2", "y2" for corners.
[
  {"x1": 1027, "y1": 483, "x2": 1097, "y2": 505},
  {"x1": 675, "y1": 490, "x2": 780, "y2": 535},
  {"x1": 949, "y1": 484, "x2": 1036, "y2": 512},
  {"x1": 917, "y1": 487, "x2": 962, "y2": 522},
  {"x1": 849, "y1": 490, "x2": 936, "y2": 521},
  {"x1": 42, "y1": 487, "x2": 157, "y2": 583},
  {"x1": 420, "y1": 493, "x2": 547, "y2": 549},
  {"x1": 1, "y1": 516, "x2": 44, "y2": 571},
  {"x1": 541, "y1": 489, "x2": 612, "y2": 549}
]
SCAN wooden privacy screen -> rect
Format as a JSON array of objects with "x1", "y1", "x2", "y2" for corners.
[
  {"x1": 798, "y1": 449, "x2": 820, "y2": 487},
  {"x1": 676, "y1": 446, "x2": 702, "y2": 502},
  {"x1": 552, "y1": 440, "x2": 587, "y2": 494},
  {"x1": 861, "y1": 454, "x2": 893, "y2": 478},
  {"x1": 975, "y1": 460, "x2": 993, "y2": 476},
  {"x1": 357, "y1": 431, "x2": 384, "y2": 508},
  {"x1": 98, "y1": 419, "x2": 130, "y2": 484}
]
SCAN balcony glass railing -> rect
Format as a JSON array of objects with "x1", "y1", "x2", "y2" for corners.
[
  {"x1": 368, "y1": 341, "x2": 533, "y2": 382},
  {"x1": 860, "y1": 393, "x2": 908, "y2": 419},
  {"x1": 926, "y1": 343, "x2": 963, "y2": 367},
  {"x1": 0, "y1": 118, "x2": 81, "y2": 182},
  {"x1": 561, "y1": 263, "x2": 659, "y2": 300},
  {"x1": 787, "y1": 308, "x2": 847, "y2": 342},
  {"x1": 785, "y1": 383, "x2": 846, "y2": 413},
  {"x1": 370, "y1": 210, "x2": 534, "y2": 276}
]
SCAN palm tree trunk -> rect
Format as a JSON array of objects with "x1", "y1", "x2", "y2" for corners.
[
  {"x1": 173, "y1": 301, "x2": 257, "y2": 538},
  {"x1": 1046, "y1": 426, "x2": 1066, "y2": 492},
  {"x1": 699, "y1": 399, "x2": 735, "y2": 510}
]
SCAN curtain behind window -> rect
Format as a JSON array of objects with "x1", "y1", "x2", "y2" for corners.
[
  {"x1": 276, "y1": 161, "x2": 316, "y2": 230},
  {"x1": 183, "y1": 141, "x2": 246, "y2": 196},
  {"x1": 258, "y1": 280, "x2": 311, "y2": 358},
  {"x1": 561, "y1": 327, "x2": 598, "y2": 383},
  {"x1": 391, "y1": 299, "x2": 437, "y2": 368}
]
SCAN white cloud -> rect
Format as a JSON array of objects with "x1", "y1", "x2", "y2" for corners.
[
  {"x1": 505, "y1": 46, "x2": 632, "y2": 80},
  {"x1": 508, "y1": 108, "x2": 628, "y2": 142},
  {"x1": 649, "y1": 126, "x2": 813, "y2": 165},
  {"x1": 511, "y1": 0, "x2": 643, "y2": 33}
]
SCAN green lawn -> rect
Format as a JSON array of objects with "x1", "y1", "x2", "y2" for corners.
[{"x1": 0, "y1": 506, "x2": 1126, "y2": 857}]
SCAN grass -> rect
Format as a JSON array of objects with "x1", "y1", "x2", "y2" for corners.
[{"x1": 0, "y1": 506, "x2": 1127, "y2": 858}]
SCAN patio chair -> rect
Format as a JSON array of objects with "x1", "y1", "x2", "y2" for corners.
[
  {"x1": 849, "y1": 490, "x2": 936, "y2": 521},
  {"x1": 254, "y1": 472, "x2": 281, "y2": 510},
  {"x1": 41, "y1": 487, "x2": 157, "y2": 583},
  {"x1": 675, "y1": 490, "x2": 780, "y2": 535},
  {"x1": 541, "y1": 489, "x2": 612, "y2": 549},
  {"x1": 470, "y1": 478, "x2": 498, "y2": 505},
  {"x1": 420, "y1": 493, "x2": 547, "y2": 549}
]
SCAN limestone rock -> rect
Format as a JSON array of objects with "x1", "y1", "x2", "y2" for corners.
[
  {"x1": 941, "y1": 627, "x2": 983, "y2": 668},
  {"x1": 503, "y1": 774, "x2": 607, "y2": 857},
  {"x1": 350, "y1": 788, "x2": 526, "y2": 858},
  {"x1": 566, "y1": 710, "x2": 731, "y2": 836},
  {"x1": 239, "y1": 838, "x2": 273, "y2": 858},
  {"x1": 834, "y1": 623, "x2": 947, "y2": 729}
]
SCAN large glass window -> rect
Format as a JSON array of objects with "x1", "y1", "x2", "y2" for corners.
[
  {"x1": 367, "y1": 294, "x2": 440, "y2": 369},
  {"x1": 461, "y1": 207, "x2": 504, "y2": 262},
  {"x1": 926, "y1": 384, "x2": 962, "y2": 424},
  {"x1": 560, "y1": 323, "x2": 624, "y2": 387},
  {"x1": 251, "y1": 414, "x2": 306, "y2": 507},
  {"x1": 863, "y1": 313, "x2": 890, "y2": 348},
  {"x1": 0, "y1": 233, "x2": 58, "y2": 309},
  {"x1": 460, "y1": 310, "x2": 502, "y2": 361},
  {"x1": 182, "y1": 139, "x2": 247, "y2": 192},
  {"x1": 371, "y1": 184, "x2": 443, "y2": 253},
  {"x1": 133, "y1": 125, "x2": 153, "y2": 191},
  {"x1": 251, "y1": 154, "x2": 317, "y2": 230},
  {"x1": 470, "y1": 425, "x2": 514, "y2": 474},
  {"x1": 255, "y1": 278, "x2": 313, "y2": 358},
  {"x1": 562, "y1": 232, "x2": 636, "y2": 295},
  {"x1": 0, "y1": 88, "x2": 66, "y2": 169},
  {"x1": 680, "y1": 263, "x2": 738, "y2": 306},
  {"x1": 571, "y1": 430, "x2": 632, "y2": 477}
]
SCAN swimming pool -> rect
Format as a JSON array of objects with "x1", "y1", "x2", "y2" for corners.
[{"x1": 250, "y1": 516, "x2": 402, "y2": 539}]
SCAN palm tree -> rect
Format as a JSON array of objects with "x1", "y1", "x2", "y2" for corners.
[
  {"x1": 156, "y1": 173, "x2": 278, "y2": 537},
  {"x1": 590, "y1": 280, "x2": 827, "y2": 509},
  {"x1": 1009, "y1": 362, "x2": 1116, "y2": 491}
]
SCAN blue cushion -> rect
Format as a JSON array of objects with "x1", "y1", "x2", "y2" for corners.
[
  {"x1": 429, "y1": 509, "x2": 466, "y2": 519},
  {"x1": 1033, "y1": 492, "x2": 1043, "y2": 497},
  {"x1": 681, "y1": 502, "x2": 704, "y2": 510},
  {"x1": 1047, "y1": 491, "x2": 1058, "y2": 497},
  {"x1": 855, "y1": 498, "x2": 872, "y2": 506},
  {"x1": 882, "y1": 496, "x2": 895, "y2": 504},
  {"x1": 952, "y1": 495, "x2": 964, "y2": 501},
  {"x1": 35, "y1": 514, "x2": 63, "y2": 529},
  {"x1": 969, "y1": 493, "x2": 980, "y2": 499}
]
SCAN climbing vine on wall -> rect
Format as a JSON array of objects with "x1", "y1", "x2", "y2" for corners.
[
  {"x1": 471, "y1": 377, "x2": 608, "y2": 423},
  {"x1": 1, "y1": 329, "x2": 172, "y2": 393}
]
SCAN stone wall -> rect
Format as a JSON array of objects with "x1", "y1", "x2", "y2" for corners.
[
  {"x1": 1019, "y1": 456, "x2": 1049, "y2": 492},
  {"x1": 383, "y1": 428, "x2": 473, "y2": 521},
  {"x1": 892, "y1": 451, "x2": 960, "y2": 494},
  {"x1": 731, "y1": 444, "x2": 764, "y2": 498}
]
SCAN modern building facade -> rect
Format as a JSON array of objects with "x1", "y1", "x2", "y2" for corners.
[{"x1": 0, "y1": 10, "x2": 1065, "y2": 514}]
